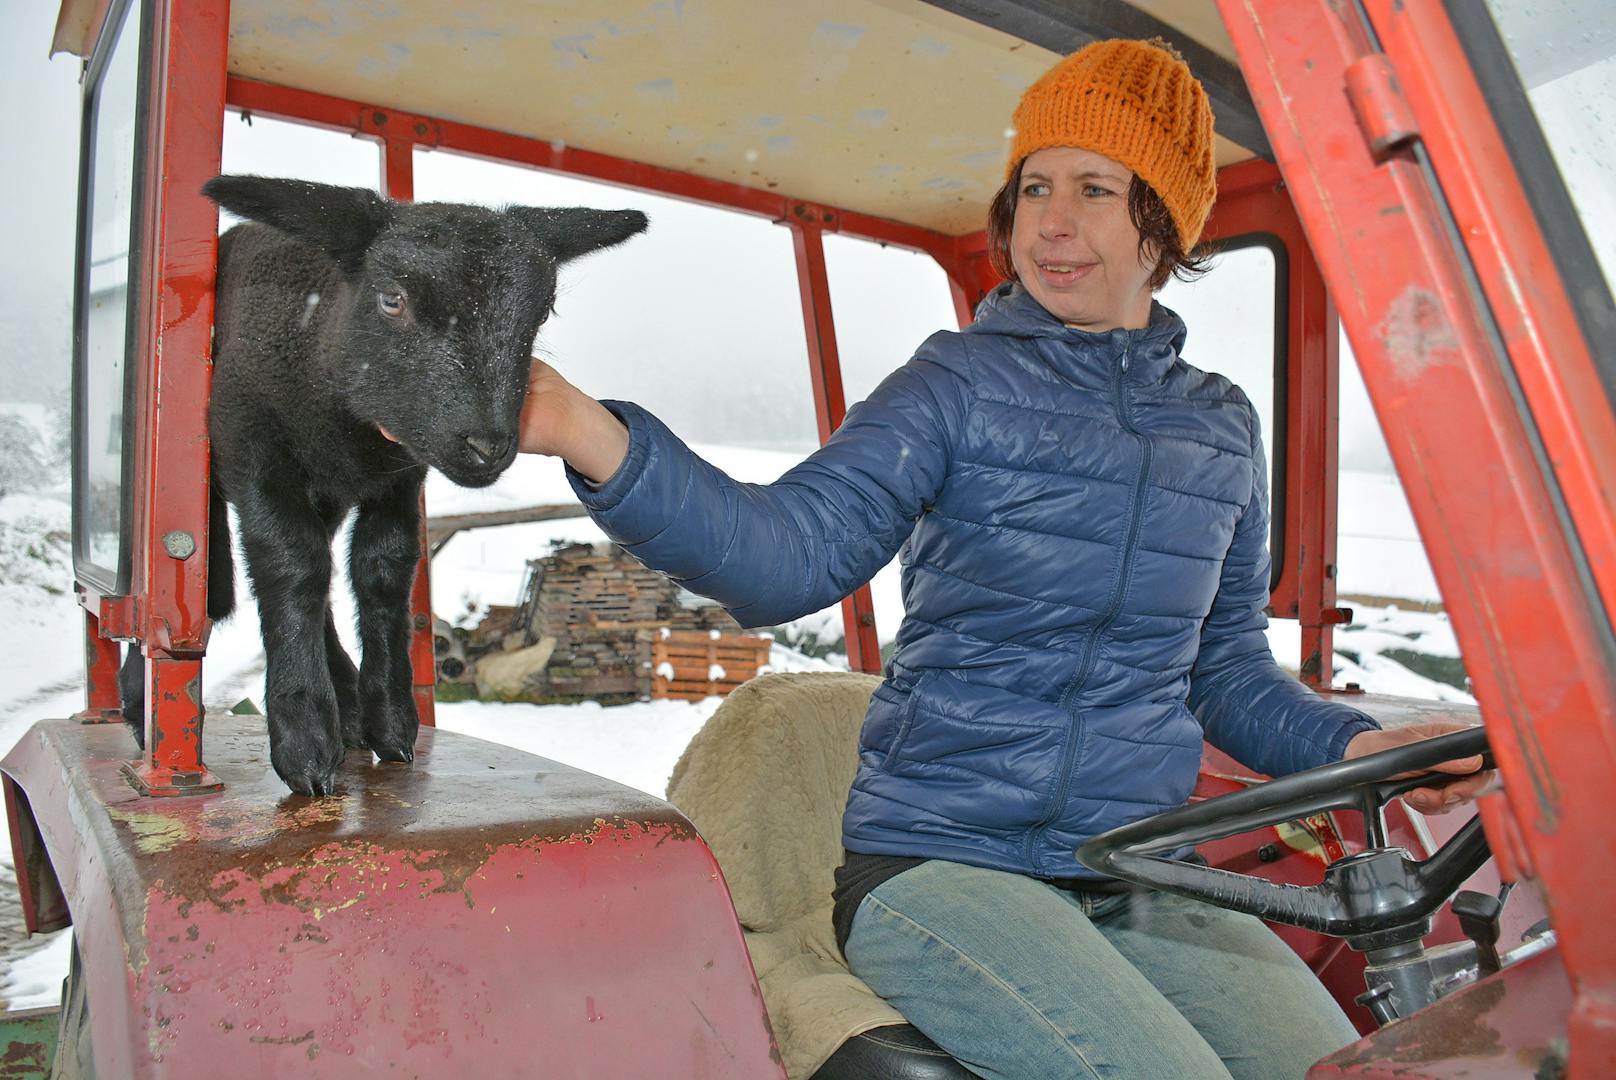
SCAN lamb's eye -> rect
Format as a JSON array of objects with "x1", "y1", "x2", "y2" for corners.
[{"x1": 378, "y1": 291, "x2": 406, "y2": 318}]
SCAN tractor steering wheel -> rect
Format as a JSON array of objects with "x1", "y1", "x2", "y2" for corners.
[{"x1": 1076, "y1": 727, "x2": 1493, "y2": 952}]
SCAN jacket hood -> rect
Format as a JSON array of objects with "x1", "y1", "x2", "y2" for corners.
[{"x1": 967, "y1": 282, "x2": 1188, "y2": 384}]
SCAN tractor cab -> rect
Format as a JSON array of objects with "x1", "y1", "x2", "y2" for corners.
[{"x1": 4, "y1": 1, "x2": 1614, "y2": 1077}]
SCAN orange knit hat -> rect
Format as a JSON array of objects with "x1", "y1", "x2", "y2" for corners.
[{"x1": 1008, "y1": 38, "x2": 1217, "y2": 251}]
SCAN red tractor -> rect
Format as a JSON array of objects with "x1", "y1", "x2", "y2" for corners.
[{"x1": 4, "y1": 1, "x2": 1612, "y2": 1077}]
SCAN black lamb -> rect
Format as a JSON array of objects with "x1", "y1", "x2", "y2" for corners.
[{"x1": 120, "y1": 175, "x2": 647, "y2": 796}]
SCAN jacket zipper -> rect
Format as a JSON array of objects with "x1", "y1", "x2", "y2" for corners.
[{"x1": 1024, "y1": 349, "x2": 1153, "y2": 870}]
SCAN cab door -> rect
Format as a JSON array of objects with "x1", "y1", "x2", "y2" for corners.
[{"x1": 1217, "y1": 2, "x2": 1616, "y2": 1074}]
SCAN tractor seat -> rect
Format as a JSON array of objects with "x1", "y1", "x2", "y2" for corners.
[
  {"x1": 812, "y1": 1021, "x2": 975, "y2": 1079},
  {"x1": 666, "y1": 671, "x2": 977, "y2": 1080}
]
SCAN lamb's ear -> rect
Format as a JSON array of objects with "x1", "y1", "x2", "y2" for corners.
[
  {"x1": 202, "y1": 175, "x2": 393, "y2": 274},
  {"x1": 509, "y1": 207, "x2": 649, "y2": 263}
]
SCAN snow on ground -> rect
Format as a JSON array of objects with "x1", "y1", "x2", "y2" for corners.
[{"x1": 0, "y1": 437, "x2": 1462, "y2": 1008}]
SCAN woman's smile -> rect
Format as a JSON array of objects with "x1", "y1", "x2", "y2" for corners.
[{"x1": 1032, "y1": 259, "x2": 1098, "y2": 288}]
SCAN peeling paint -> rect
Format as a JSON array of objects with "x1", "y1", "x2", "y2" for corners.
[
  {"x1": 107, "y1": 806, "x2": 194, "y2": 855},
  {"x1": 1376, "y1": 286, "x2": 1459, "y2": 377},
  {"x1": 812, "y1": 23, "x2": 865, "y2": 49},
  {"x1": 10, "y1": 718, "x2": 768, "y2": 1075}
]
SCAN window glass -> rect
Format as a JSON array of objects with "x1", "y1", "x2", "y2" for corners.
[
  {"x1": 818, "y1": 234, "x2": 959, "y2": 654},
  {"x1": 1159, "y1": 241, "x2": 1282, "y2": 585},
  {"x1": 1334, "y1": 335, "x2": 1474, "y2": 700},
  {"x1": 221, "y1": 112, "x2": 382, "y2": 189},
  {"x1": 411, "y1": 148, "x2": 818, "y2": 453},
  {"x1": 1482, "y1": 0, "x2": 1616, "y2": 299},
  {"x1": 1158, "y1": 243, "x2": 1279, "y2": 474},
  {"x1": 823, "y1": 233, "x2": 959, "y2": 413},
  {"x1": 75, "y1": 0, "x2": 143, "y2": 589},
  {"x1": 1336, "y1": 334, "x2": 1440, "y2": 605}
]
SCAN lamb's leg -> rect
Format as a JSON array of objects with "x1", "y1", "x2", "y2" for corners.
[
  {"x1": 119, "y1": 645, "x2": 145, "y2": 747},
  {"x1": 317, "y1": 503, "x2": 364, "y2": 748},
  {"x1": 327, "y1": 614, "x2": 364, "y2": 748},
  {"x1": 349, "y1": 479, "x2": 424, "y2": 763},
  {"x1": 236, "y1": 483, "x2": 346, "y2": 796}
]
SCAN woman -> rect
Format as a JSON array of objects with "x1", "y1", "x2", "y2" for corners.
[{"x1": 519, "y1": 38, "x2": 1490, "y2": 1080}]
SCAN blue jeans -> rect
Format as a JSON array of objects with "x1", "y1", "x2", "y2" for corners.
[{"x1": 842, "y1": 860, "x2": 1359, "y2": 1080}]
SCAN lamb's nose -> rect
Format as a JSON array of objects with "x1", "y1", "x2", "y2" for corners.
[{"x1": 465, "y1": 433, "x2": 510, "y2": 465}]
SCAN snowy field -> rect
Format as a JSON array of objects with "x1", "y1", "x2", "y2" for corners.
[{"x1": 0, "y1": 406, "x2": 1466, "y2": 1009}]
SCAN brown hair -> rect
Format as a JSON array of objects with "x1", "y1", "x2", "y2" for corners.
[{"x1": 986, "y1": 161, "x2": 1214, "y2": 291}]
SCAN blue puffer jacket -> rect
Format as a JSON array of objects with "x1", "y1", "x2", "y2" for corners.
[{"x1": 570, "y1": 284, "x2": 1378, "y2": 878}]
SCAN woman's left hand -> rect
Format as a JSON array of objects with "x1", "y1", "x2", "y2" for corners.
[{"x1": 1343, "y1": 721, "x2": 1498, "y2": 815}]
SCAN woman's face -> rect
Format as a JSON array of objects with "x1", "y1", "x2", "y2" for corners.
[{"x1": 1009, "y1": 146, "x2": 1157, "y2": 332}]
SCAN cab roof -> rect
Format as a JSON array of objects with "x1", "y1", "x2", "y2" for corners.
[{"x1": 55, "y1": 0, "x2": 1264, "y2": 237}]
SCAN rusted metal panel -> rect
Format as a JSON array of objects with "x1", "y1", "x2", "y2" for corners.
[
  {"x1": 0, "y1": 1008, "x2": 58, "y2": 1080},
  {"x1": 126, "y1": 655, "x2": 221, "y2": 797},
  {"x1": 118, "y1": 0, "x2": 229, "y2": 792},
  {"x1": 1309, "y1": 946, "x2": 1571, "y2": 1079},
  {"x1": 75, "y1": 608, "x2": 124, "y2": 725},
  {"x1": 1, "y1": 716, "x2": 784, "y2": 1079},
  {"x1": 3, "y1": 777, "x2": 71, "y2": 935}
]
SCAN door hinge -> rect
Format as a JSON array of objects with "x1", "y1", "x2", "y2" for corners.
[{"x1": 1344, "y1": 52, "x2": 1420, "y2": 158}]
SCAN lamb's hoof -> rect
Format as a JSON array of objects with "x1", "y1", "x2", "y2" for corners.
[
  {"x1": 364, "y1": 704, "x2": 418, "y2": 765},
  {"x1": 269, "y1": 731, "x2": 346, "y2": 797},
  {"x1": 278, "y1": 766, "x2": 341, "y2": 798},
  {"x1": 371, "y1": 742, "x2": 415, "y2": 765}
]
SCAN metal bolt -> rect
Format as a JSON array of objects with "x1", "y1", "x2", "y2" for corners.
[
  {"x1": 412, "y1": 613, "x2": 430, "y2": 630},
  {"x1": 1258, "y1": 844, "x2": 1282, "y2": 863},
  {"x1": 414, "y1": 121, "x2": 428, "y2": 136},
  {"x1": 163, "y1": 531, "x2": 196, "y2": 560},
  {"x1": 372, "y1": 110, "x2": 388, "y2": 126}
]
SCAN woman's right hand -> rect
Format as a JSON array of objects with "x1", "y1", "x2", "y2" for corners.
[{"x1": 518, "y1": 356, "x2": 630, "y2": 485}]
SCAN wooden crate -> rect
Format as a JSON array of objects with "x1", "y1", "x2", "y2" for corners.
[{"x1": 651, "y1": 630, "x2": 774, "y2": 701}]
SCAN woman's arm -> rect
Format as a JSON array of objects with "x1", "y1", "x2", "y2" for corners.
[
  {"x1": 517, "y1": 339, "x2": 973, "y2": 626},
  {"x1": 1188, "y1": 399, "x2": 1496, "y2": 810},
  {"x1": 1187, "y1": 398, "x2": 1380, "y2": 774}
]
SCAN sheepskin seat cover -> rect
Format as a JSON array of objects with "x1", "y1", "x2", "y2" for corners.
[{"x1": 666, "y1": 671, "x2": 905, "y2": 1079}]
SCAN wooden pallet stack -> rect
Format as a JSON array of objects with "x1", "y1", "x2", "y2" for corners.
[
  {"x1": 650, "y1": 629, "x2": 775, "y2": 702},
  {"x1": 497, "y1": 543, "x2": 772, "y2": 702}
]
